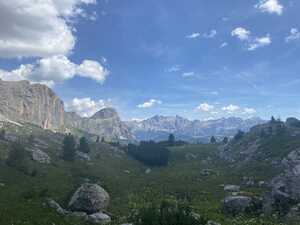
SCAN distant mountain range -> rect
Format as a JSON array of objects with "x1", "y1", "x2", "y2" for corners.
[
  {"x1": 126, "y1": 115, "x2": 265, "y2": 142},
  {"x1": 0, "y1": 79, "x2": 265, "y2": 143}
]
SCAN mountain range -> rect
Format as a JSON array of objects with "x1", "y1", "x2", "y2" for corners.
[
  {"x1": 0, "y1": 79, "x2": 265, "y2": 142},
  {"x1": 126, "y1": 115, "x2": 265, "y2": 142}
]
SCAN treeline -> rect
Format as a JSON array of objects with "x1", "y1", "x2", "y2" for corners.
[{"x1": 127, "y1": 141, "x2": 170, "y2": 167}]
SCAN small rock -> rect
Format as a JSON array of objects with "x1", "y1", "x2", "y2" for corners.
[
  {"x1": 76, "y1": 151, "x2": 91, "y2": 161},
  {"x1": 47, "y1": 199, "x2": 68, "y2": 215},
  {"x1": 0, "y1": 183, "x2": 5, "y2": 187},
  {"x1": 207, "y1": 220, "x2": 221, "y2": 225},
  {"x1": 224, "y1": 185, "x2": 240, "y2": 192},
  {"x1": 223, "y1": 195, "x2": 262, "y2": 216},
  {"x1": 145, "y1": 168, "x2": 151, "y2": 174},
  {"x1": 87, "y1": 212, "x2": 111, "y2": 224}
]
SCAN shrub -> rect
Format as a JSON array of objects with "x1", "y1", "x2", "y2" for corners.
[
  {"x1": 129, "y1": 199, "x2": 207, "y2": 225},
  {"x1": 62, "y1": 134, "x2": 76, "y2": 161},
  {"x1": 6, "y1": 142, "x2": 28, "y2": 169},
  {"x1": 78, "y1": 137, "x2": 90, "y2": 153}
]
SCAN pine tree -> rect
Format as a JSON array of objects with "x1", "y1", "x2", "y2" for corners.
[
  {"x1": 78, "y1": 137, "x2": 90, "y2": 153},
  {"x1": 168, "y1": 134, "x2": 175, "y2": 146},
  {"x1": 6, "y1": 142, "x2": 27, "y2": 168},
  {"x1": 101, "y1": 137, "x2": 105, "y2": 143},
  {"x1": 222, "y1": 136, "x2": 229, "y2": 144},
  {"x1": 96, "y1": 136, "x2": 100, "y2": 143},
  {"x1": 210, "y1": 136, "x2": 217, "y2": 144},
  {"x1": 0, "y1": 129, "x2": 5, "y2": 140},
  {"x1": 62, "y1": 134, "x2": 76, "y2": 161}
]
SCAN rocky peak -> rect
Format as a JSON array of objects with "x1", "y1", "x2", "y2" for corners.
[{"x1": 90, "y1": 107, "x2": 119, "y2": 120}]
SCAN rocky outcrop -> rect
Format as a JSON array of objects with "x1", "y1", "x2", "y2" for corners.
[
  {"x1": 65, "y1": 108, "x2": 134, "y2": 141},
  {"x1": 0, "y1": 79, "x2": 64, "y2": 131},
  {"x1": 223, "y1": 196, "x2": 262, "y2": 216},
  {"x1": 68, "y1": 183, "x2": 110, "y2": 214}
]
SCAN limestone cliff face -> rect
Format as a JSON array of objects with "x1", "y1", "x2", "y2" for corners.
[
  {"x1": 0, "y1": 79, "x2": 64, "y2": 130},
  {"x1": 65, "y1": 108, "x2": 134, "y2": 141}
]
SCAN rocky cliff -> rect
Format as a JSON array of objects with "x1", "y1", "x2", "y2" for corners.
[
  {"x1": 65, "y1": 108, "x2": 134, "y2": 141},
  {"x1": 0, "y1": 79, "x2": 64, "y2": 130}
]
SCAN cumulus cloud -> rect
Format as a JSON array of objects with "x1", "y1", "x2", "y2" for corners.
[
  {"x1": 222, "y1": 104, "x2": 240, "y2": 113},
  {"x1": 286, "y1": 28, "x2": 300, "y2": 43},
  {"x1": 248, "y1": 35, "x2": 272, "y2": 51},
  {"x1": 182, "y1": 72, "x2": 196, "y2": 78},
  {"x1": 243, "y1": 107, "x2": 257, "y2": 114},
  {"x1": 0, "y1": 55, "x2": 109, "y2": 86},
  {"x1": 186, "y1": 33, "x2": 201, "y2": 39},
  {"x1": 255, "y1": 0, "x2": 283, "y2": 15},
  {"x1": 203, "y1": 30, "x2": 217, "y2": 39},
  {"x1": 65, "y1": 97, "x2": 109, "y2": 117},
  {"x1": 197, "y1": 102, "x2": 214, "y2": 112},
  {"x1": 0, "y1": 0, "x2": 96, "y2": 58},
  {"x1": 232, "y1": 27, "x2": 271, "y2": 51},
  {"x1": 220, "y1": 42, "x2": 228, "y2": 48},
  {"x1": 137, "y1": 99, "x2": 162, "y2": 108},
  {"x1": 166, "y1": 65, "x2": 182, "y2": 73},
  {"x1": 231, "y1": 27, "x2": 251, "y2": 40}
]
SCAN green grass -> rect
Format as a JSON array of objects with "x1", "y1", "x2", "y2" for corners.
[{"x1": 0, "y1": 122, "x2": 289, "y2": 225}]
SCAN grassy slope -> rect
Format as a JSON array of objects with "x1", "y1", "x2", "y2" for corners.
[{"x1": 0, "y1": 123, "x2": 286, "y2": 225}]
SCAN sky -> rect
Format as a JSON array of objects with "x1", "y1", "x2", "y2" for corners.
[{"x1": 0, "y1": 0, "x2": 300, "y2": 121}]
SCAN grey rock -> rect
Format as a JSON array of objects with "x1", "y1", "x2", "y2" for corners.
[
  {"x1": 0, "y1": 80, "x2": 64, "y2": 131},
  {"x1": 207, "y1": 220, "x2": 221, "y2": 225},
  {"x1": 76, "y1": 151, "x2": 91, "y2": 161},
  {"x1": 223, "y1": 196, "x2": 261, "y2": 216},
  {"x1": 47, "y1": 199, "x2": 69, "y2": 215},
  {"x1": 31, "y1": 149, "x2": 51, "y2": 164},
  {"x1": 224, "y1": 185, "x2": 240, "y2": 192},
  {"x1": 145, "y1": 168, "x2": 151, "y2": 174},
  {"x1": 87, "y1": 212, "x2": 111, "y2": 224},
  {"x1": 69, "y1": 183, "x2": 110, "y2": 214}
]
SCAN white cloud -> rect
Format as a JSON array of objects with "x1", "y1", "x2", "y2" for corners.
[
  {"x1": 222, "y1": 104, "x2": 240, "y2": 113},
  {"x1": 182, "y1": 72, "x2": 196, "y2": 78},
  {"x1": 203, "y1": 30, "x2": 217, "y2": 39},
  {"x1": 197, "y1": 102, "x2": 215, "y2": 112},
  {"x1": 243, "y1": 107, "x2": 257, "y2": 114},
  {"x1": 66, "y1": 97, "x2": 109, "y2": 117},
  {"x1": 0, "y1": 0, "x2": 96, "y2": 58},
  {"x1": 220, "y1": 42, "x2": 228, "y2": 48},
  {"x1": 231, "y1": 27, "x2": 251, "y2": 40},
  {"x1": 255, "y1": 0, "x2": 283, "y2": 15},
  {"x1": 166, "y1": 65, "x2": 182, "y2": 73},
  {"x1": 0, "y1": 55, "x2": 109, "y2": 86},
  {"x1": 137, "y1": 99, "x2": 162, "y2": 108},
  {"x1": 248, "y1": 35, "x2": 271, "y2": 51},
  {"x1": 286, "y1": 28, "x2": 300, "y2": 43},
  {"x1": 186, "y1": 33, "x2": 201, "y2": 39}
]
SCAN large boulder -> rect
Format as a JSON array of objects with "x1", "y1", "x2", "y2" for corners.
[
  {"x1": 223, "y1": 196, "x2": 262, "y2": 216},
  {"x1": 69, "y1": 183, "x2": 110, "y2": 214}
]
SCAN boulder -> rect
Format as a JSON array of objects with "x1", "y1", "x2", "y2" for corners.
[
  {"x1": 224, "y1": 185, "x2": 240, "y2": 192},
  {"x1": 69, "y1": 183, "x2": 110, "y2": 214},
  {"x1": 47, "y1": 199, "x2": 69, "y2": 215},
  {"x1": 223, "y1": 196, "x2": 261, "y2": 216},
  {"x1": 87, "y1": 212, "x2": 111, "y2": 224}
]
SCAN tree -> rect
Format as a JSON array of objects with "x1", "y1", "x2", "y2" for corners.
[
  {"x1": 62, "y1": 134, "x2": 76, "y2": 161},
  {"x1": 96, "y1": 136, "x2": 100, "y2": 143},
  {"x1": 78, "y1": 137, "x2": 90, "y2": 153},
  {"x1": 271, "y1": 116, "x2": 276, "y2": 123},
  {"x1": 234, "y1": 130, "x2": 244, "y2": 141},
  {"x1": 222, "y1": 137, "x2": 229, "y2": 144},
  {"x1": 101, "y1": 137, "x2": 105, "y2": 143},
  {"x1": 168, "y1": 134, "x2": 175, "y2": 146},
  {"x1": 0, "y1": 129, "x2": 5, "y2": 140},
  {"x1": 6, "y1": 142, "x2": 27, "y2": 168},
  {"x1": 210, "y1": 136, "x2": 217, "y2": 144}
]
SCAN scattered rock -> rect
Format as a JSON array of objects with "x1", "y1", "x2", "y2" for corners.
[
  {"x1": 145, "y1": 168, "x2": 151, "y2": 174},
  {"x1": 185, "y1": 153, "x2": 197, "y2": 160},
  {"x1": 69, "y1": 183, "x2": 110, "y2": 214},
  {"x1": 87, "y1": 212, "x2": 111, "y2": 224},
  {"x1": 47, "y1": 199, "x2": 68, "y2": 215},
  {"x1": 242, "y1": 177, "x2": 255, "y2": 187},
  {"x1": 31, "y1": 149, "x2": 51, "y2": 164},
  {"x1": 0, "y1": 183, "x2": 5, "y2": 187},
  {"x1": 223, "y1": 196, "x2": 262, "y2": 216},
  {"x1": 207, "y1": 220, "x2": 221, "y2": 225},
  {"x1": 124, "y1": 170, "x2": 130, "y2": 174},
  {"x1": 201, "y1": 169, "x2": 214, "y2": 176},
  {"x1": 76, "y1": 151, "x2": 91, "y2": 161},
  {"x1": 224, "y1": 185, "x2": 240, "y2": 192}
]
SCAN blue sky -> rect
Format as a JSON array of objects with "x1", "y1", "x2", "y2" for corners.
[{"x1": 0, "y1": 0, "x2": 300, "y2": 120}]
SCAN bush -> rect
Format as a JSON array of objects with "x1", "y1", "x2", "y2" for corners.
[
  {"x1": 62, "y1": 134, "x2": 76, "y2": 161},
  {"x1": 78, "y1": 137, "x2": 90, "y2": 153},
  {"x1": 6, "y1": 142, "x2": 28, "y2": 168},
  {"x1": 129, "y1": 199, "x2": 207, "y2": 225},
  {"x1": 127, "y1": 141, "x2": 170, "y2": 167}
]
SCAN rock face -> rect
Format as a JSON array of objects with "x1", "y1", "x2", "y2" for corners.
[
  {"x1": 69, "y1": 183, "x2": 110, "y2": 214},
  {"x1": 65, "y1": 108, "x2": 134, "y2": 142},
  {"x1": 126, "y1": 115, "x2": 264, "y2": 142},
  {"x1": 0, "y1": 79, "x2": 64, "y2": 131}
]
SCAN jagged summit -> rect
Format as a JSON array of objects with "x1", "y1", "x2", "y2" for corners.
[{"x1": 90, "y1": 107, "x2": 119, "y2": 120}]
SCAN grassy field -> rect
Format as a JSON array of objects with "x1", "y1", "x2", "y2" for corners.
[{"x1": 0, "y1": 132, "x2": 286, "y2": 225}]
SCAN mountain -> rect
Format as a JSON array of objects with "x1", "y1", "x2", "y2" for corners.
[
  {"x1": 0, "y1": 79, "x2": 65, "y2": 131},
  {"x1": 0, "y1": 79, "x2": 132, "y2": 141},
  {"x1": 65, "y1": 108, "x2": 134, "y2": 141},
  {"x1": 126, "y1": 115, "x2": 265, "y2": 142}
]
